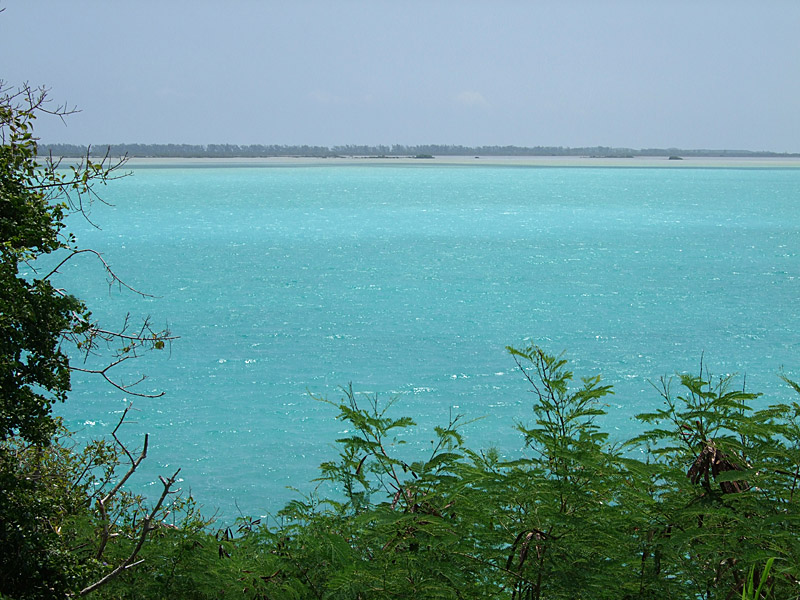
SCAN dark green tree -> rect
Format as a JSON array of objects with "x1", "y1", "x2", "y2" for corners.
[{"x1": 0, "y1": 82, "x2": 180, "y2": 599}]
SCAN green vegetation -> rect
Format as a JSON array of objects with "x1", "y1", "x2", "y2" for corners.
[
  {"x1": 4, "y1": 83, "x2": 800, "y2": 598},
  {"x1": 1, "y1": 82, "x2": 187, "y2": 598},
  {"x1": 82, "y1": 349, "x2": 800, "y2": 599}
]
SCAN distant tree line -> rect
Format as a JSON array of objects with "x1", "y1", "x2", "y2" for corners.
[{"x1": 38, "y1": 142, "x2": 800, "y2": 159}]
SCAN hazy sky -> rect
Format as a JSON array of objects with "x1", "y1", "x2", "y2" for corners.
[{"x1": 2, "y1": 1, "x2": 799, "y2": 151}]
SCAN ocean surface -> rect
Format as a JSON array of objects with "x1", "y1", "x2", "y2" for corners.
[{"x1": 51, "y1": 161, "x2": 800, "y2": 522}]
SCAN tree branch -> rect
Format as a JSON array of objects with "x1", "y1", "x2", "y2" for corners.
[{"x1": 81, "y1": 469, "x2": 181, "y2": 596}]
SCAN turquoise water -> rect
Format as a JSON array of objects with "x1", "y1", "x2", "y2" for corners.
[{"x1": 53, "y1": 164, "x2": 800, "y2": 520}]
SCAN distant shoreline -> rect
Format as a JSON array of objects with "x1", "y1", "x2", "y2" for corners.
[
  {"x1": 108, "y1": 155, "x2": 800, "y2": 169},
  {"x1": 38, "y1": 143, "x2": 800, "y2": 162}
]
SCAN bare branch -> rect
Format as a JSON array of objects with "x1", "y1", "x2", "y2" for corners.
[
  {"x1": 81, "y1": 469, "x2": 181, "y2": 596},
  {"x1": 70, "y1": 362, "x2": 165, "y2": 398},
  {"x1": 44, "y1": 248, "x2": 155, "y2": 297},
  {"x1": 34, "y1": 147, "x2": 131, "y2": 222},
  {"x1": 93, "y1": 404, "x2": 149, "y2": 559}
]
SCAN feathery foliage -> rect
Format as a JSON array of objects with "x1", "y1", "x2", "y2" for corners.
[{"x1": 92, "y1": 346, "x2": 800, "y2": 600}]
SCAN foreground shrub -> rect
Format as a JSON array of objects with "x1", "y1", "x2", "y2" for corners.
[{"x1": 93, "y1": 346, "x2": 800, "y2": 600}]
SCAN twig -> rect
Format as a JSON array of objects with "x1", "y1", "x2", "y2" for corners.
[
  {"x1": 81, "y1": 469, "x2": 181, "y2": 596},
  {"x1": 93, "y1": 404, "x2": 149, "y2": 559}
]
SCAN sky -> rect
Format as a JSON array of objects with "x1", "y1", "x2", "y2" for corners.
[{"x1": 2, "y1": 1, "x2": 800, "y2": 151}]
